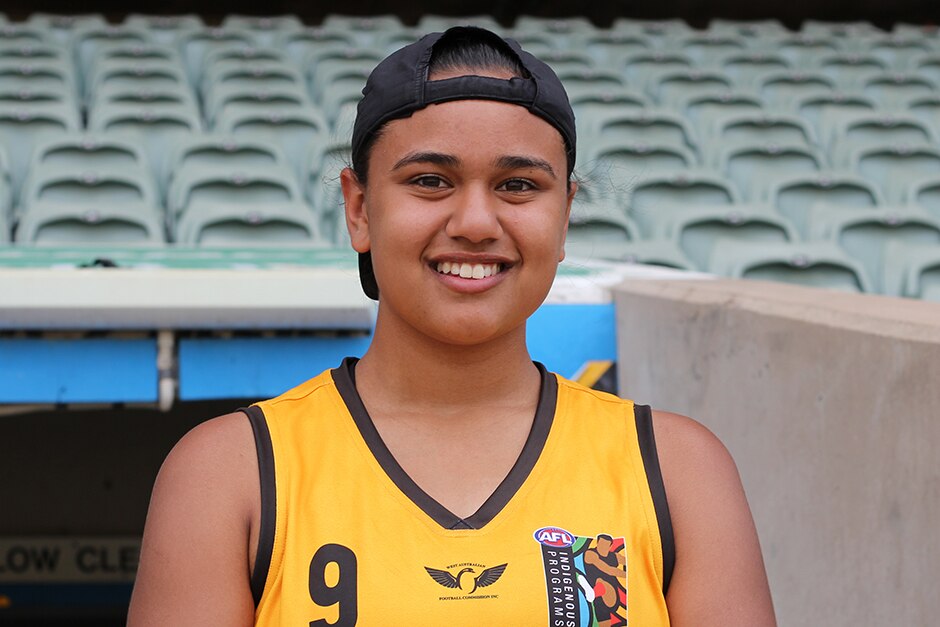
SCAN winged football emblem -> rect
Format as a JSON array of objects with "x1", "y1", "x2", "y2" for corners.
[{"x1": 424, "y1": 563, "x2": 508, "y2": 595}]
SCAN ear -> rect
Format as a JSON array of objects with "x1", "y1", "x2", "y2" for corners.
[
  {"x1": 341, "y1": 167, "x2": 370, "y2": 253},
  {"x1": 559, "y1": 180, "x2": 578, "y2": 262}
]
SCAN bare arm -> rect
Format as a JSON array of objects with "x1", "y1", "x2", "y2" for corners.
[
  {"x1": 127, "y1": 413, "x2": 259, "y2": 627},
  {"x1": 654, "y1": 411, "x2": 776, "y2": 627}
]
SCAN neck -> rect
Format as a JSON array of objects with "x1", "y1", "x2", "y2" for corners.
[{"x1": 355, "y1": 306, "x2": 540, "y2": 414}]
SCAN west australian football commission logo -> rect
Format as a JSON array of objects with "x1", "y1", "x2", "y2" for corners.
[{"x1": 424, "y1": 562, "x2": 507, "y2": 601}]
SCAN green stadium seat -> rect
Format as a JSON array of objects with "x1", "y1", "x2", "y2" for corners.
[
  {"x1": 814, "y1": 53, "x2": 886, "y2": 90},
  {"x1": 562, "y1": 198, "x2": 640, "y2": 260},
  {"x1": 176, "y1": 28, "x2": 258, "y2": 85},
  {"x1": 28, "y1": 134, "x2": 149, "y2": 182},
  {"x1": 592, "y1": 110, "x2": 698, "y2": 156},
  {"x1": 0, "y1": 24, "x2": 54, "y2": 46},
  {"x1": 0, "y1": 42, "x2": 68, "y2": 64},
  {"x1": 319, "y1": 82, "x2": 364, "y2": 127},
  {"x1": 863, "y1": 73, "x2": 936, "y2": 110},
  {"x1": 204, "y1": 84, "x2": 310, "y2": 127},
  {"x1": 905, "y1": 94, "x2": 940, "y2": 134},
  {"x1": 221, "y1": 15, "x2": 304, "y2": 47},
  {"x1": 0, "y1": 104, "x2": 80, "y2": 199},
  {"x1": 569, "y1": 86, "x2": 649, "y2": 139},
  {"x1": 911, "y1": 53, "x2": 940, "y2": 87},
  {"x1": 374, "y1": 29, "x2": 421, "y2": 55},
  {"x1": 758, "y1": 70, "x2": 836, "y2": 109},
  {"x1": 330, "y1": 102, "x2": 357, "y2": 144},
  {"x1": 796, "y1": 91, "x2": 877, "y2": 138},
  {"x1": 828, "y1": 113, "x2": 936, "y2": 167},
  {"x1": 214, "y1": 105, "x2": 328, "y2": 180},
  {"x1": 0, "y1": 198, "x2": 8, "y2": 243},
  {"x1": 648, "y1": 69, "x2": 734, "y2": 109},
  {"x1": 0, "y1": 145, "x2": 11, "y2": 216},
  {"x1": 124, "y1": 15, "x2": 204, "y2": 46},
  {"x1": 86, "y1": 60, "x2": 189, "y2": 105},
  {"x1": 202, "y1": 61, "x2": 305, "y2": 104},
  {"x1": 166, "y1": 135, "x2": 289, "y2": 190},
  {"x1": 714, "y1": 112, "x2": 816, "y2": 149},
  {"x1": 627, "y1": 170, "x2": 740, "y2": 236},
  {"x1": 708, "y1": 240, "x2": 874, "y2": 292},
  {"x1": 567, "y1": 237, "x2": 696, "y2": 270},
  {"x1": 720, "y1": 143, "x2": 824, "y2": 201},
  {"x1": 91, "y1": 83, "x2": 199, "y2": 120},
  {"x1": 678, "y1": 34, "x2": 748, "y2": 67},
  {"x1": 852, "y1": 145, "x2": 940, "y2": 204},
  {"x1": 613, "y1": 19, "x2": 694, "y2": 49},
  {"x1": 907, "y1": 176, "x2": 940, "y2": 219},
  {"x1": 0, "y1": 60, "x2": 76, "y2": 94},
  {"x1": 168, "y1": 167, "x2": 302, "y2": 226},
  {"x1": 305, "y1": 140, "x2": 351, "y2": 242},
  {"x1": 27, "y1": 14, "x2": 108, "y2": 45},
  {"x1": 416, "y1": 15, "x2": 504, "y2": 33},
  {"x1": 869, "y1": 35, "x2": 932, "y2": 71},
  {"x1": 556, "y1": 69, "x2": 625, "y2": 95},
  {"x1": 175, "y1": 201, "x2": 325, "y2": 246},
  {"x1": 307, "y1": 58, "x2": 377, "y2": 104},
  {"x1": 880, "y1": 241, "x2": 940, "y2": 300},
  {"x1": 655, "y1": 204, "x2": 798, "y2": 271},
  {"x1": 320, "y1": 15, "x2": 405, "y2": 47},
  {"x1": 20, "y1": 168, "x2": 159, "y2": 213},
  {"x1": 804, "y1": 203, "x2": 940, "y2": 292},
  {"x1": 514, "y1": 16, "x2": 596, "y2": 35},
  {"x1": 802, "y1": 20, "x2": 882, "y2": 41},
  {"x1": 276, "y1": 28, "x2": 357, "y2": 69},
  {"x1": 622, "y1": 51, "x2": 693, "y2": 91},
  {"x1": 535, "y1": 50, "x2": 594, "y2": 75},
  {"x1": 583, "y1": 135, "x2": 698, "y2": 176},
  {"x1": 577, "y1": 32, "x2": 652, "y2": 65},
  {"x1": 769, "y1": 171, "x2": 884, "y2": 235},
  {"x1": 708, "y1": 19, "x2": 788, "y2": 39},
  {"x1": 204, "y1": 45, "x2": 286, "y2": 70},
  {"x1": 773, "y1": 35, "x2": 840, "y2": 67},
  {"x1": 89, "y1": 106, "x2": 202, "y2": 180},
  {"x1": 719, "y1": 52, "x2": 790, "y2": 90},
  {"x1": 681, "y1": 91, "x2": 764, "y2": 139},
  {"x1": 15, "y1": 201, "x2": 165, "y2": 246},
  {"x1": 72, "y1": 26, "x2": 152, "y2": 80}
]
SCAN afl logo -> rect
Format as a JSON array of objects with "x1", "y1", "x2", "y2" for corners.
[{"x1": 533, "y1": 526, "x2": 575, "y2": 548}]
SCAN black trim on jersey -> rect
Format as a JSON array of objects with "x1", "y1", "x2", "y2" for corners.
[
  {"x1": 333, "y1": 356, "x2": 557, "y2": 531},
  {"x1": 635, "y1": 404, "x2": 676, "y2": 595},
  {"x1": 242, "y1": 405, "x2": 276, "y2": 607}
]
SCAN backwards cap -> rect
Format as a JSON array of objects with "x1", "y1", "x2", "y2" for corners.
[{"x1": 351, "y1": 26, "x2": 577, "y2": 301}]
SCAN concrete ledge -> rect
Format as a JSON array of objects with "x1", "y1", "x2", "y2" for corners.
[{"x1": 613, "y1": 278, "x2": 940, "y2": 627}]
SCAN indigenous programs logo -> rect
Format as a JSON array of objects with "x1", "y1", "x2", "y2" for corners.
[
  {"x1": 424, "y1": 562, "x2": 507, "y2": 601},
  {"x1": 534, "y1": 526, "x2": 628, "y2": 627}
]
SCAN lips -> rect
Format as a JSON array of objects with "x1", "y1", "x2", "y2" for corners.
[{"x1": 435, "y1": 261, "x2": 502, "y2": 279}]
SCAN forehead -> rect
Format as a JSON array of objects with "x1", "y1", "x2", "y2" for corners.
[{"x1": 373, "y1": 99, "x2": 568, "y2": 168}]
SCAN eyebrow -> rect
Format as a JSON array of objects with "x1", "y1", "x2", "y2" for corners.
[
  {"x1": 494, "y1": 155, "x2": 557, "y2": 179},
  {"x1": 391, "y1": 151, "x2": 461, "y2": 171}
]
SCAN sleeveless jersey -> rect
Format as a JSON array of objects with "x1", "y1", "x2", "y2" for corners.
[{"x1": 243, "y1": 358, "x2": 674, "y2": 626}]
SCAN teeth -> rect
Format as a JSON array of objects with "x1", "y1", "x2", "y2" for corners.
[{"x1": 435, "y1": 262, "x2": 503, "y2": 280}]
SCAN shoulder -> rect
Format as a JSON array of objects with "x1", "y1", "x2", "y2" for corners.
[
  {"x1": 128, "y1": 412, "x2": 259, "y2": 625},
  {"x1": 650, "y1": 410, "x2": 777, "y2": 625},
  {"x1": 650, "y1": 409, "x2": 744, "y2": 522}
]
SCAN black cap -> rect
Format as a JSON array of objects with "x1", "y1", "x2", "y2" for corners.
[{"x1": 351, "y1": 26, "x2": 576, "y2": 301}]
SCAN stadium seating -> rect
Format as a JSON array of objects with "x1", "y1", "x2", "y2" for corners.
[
  {"x1": 0, "y1": 12, "x2": 934, "y2": 299},
  {"x1": 881, "y1": 240, "x2": 940, "y2": 300}
]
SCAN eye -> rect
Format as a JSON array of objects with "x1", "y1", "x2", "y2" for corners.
[
  {"x1": 411, "y1": 175, "x2": 449, "y2": 189},
  {"x1": 498, "y1": 178, "x2": 537, "y2": 193}
]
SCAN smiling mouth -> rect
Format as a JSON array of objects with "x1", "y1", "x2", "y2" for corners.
[{"x1": 434, "y1": 261, "x2": 506, "y2": 280}]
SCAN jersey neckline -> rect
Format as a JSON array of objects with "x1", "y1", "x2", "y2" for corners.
[{"x1": 331, "y1": 356, "x2": 558, "y2": 531}]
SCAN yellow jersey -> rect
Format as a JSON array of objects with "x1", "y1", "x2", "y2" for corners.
[{"x1": 243, "y1": 358, "x2": 673, "y2": 626}]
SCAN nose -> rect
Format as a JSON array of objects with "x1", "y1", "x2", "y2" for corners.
[{"x1": 444, "y1": 184, "x2": 504, "y2": 243}]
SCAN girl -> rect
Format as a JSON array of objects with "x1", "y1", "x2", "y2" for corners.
[{"x1": 129, "y1": 26, "x2": 775, "y2": 626}]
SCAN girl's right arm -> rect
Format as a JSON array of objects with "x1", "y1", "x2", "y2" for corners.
[{"x1": 127, "y1": 413, "x2": 260, "y2": 627}]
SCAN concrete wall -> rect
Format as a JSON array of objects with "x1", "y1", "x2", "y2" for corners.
[{"x1": 613, "y1": 278, "x2": 940, "y2": 627}]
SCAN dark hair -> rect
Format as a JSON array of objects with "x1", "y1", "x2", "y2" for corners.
[{"x1": 351, "y1": 30, "x2": 572, "y2": 185}]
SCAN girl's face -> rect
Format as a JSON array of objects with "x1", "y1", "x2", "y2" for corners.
[{"x1": 342, "y1": 98, "x2": 576, "y2": 347}]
